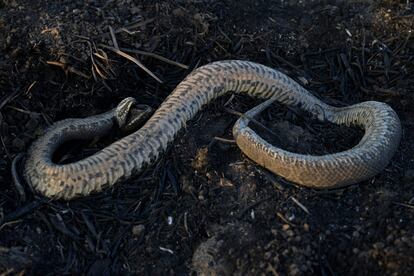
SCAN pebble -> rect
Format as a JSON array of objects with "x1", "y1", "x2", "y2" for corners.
[
  {"x1": 352, "y1": 231, "x2": 360, "y2": 239},
  {"x1": 394, "y1": 238, "x2": 403, "y2": 247},
  {"x1": 192, "y1": 147, "x2": 209, "y2": 171},
  {"x1": 25, "y1": 117, "x2": 39, "y2": 130},
  {"x1": 132, "y1": 224, "x2": 145, "y2": 237},
  {"x1": 282, "y1": 224, "x2": 290, "y2": 231},
  {"x1": 373, "y1": 242, "x2": 384, "y2": 250},
  {"x1": 286, "y1": 230, "x2": 294, "y2": 237},
  {"x1": 219, "y1": 177, "x2": 234, "y2": 188},
  {"x1": 288, "y1": 264, "x2": 301, "y2": 276},
  {"x1": 403, "y1": 169, "x2": 414, "y2": 182},
  {"x1": 12, "y1": 137, "x2": 25, "y2": 151}
]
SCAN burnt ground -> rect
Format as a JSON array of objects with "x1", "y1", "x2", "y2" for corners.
[{"x1": 0, "y1": 0, "x2": 413, "y2": 275}]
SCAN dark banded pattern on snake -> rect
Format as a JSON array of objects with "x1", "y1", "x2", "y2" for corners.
[{"x1": 24, "y1": 60, "x2": 402, "y2": 199}]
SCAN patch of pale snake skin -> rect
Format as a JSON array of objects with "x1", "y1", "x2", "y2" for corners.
[{"x1": 24, "y1": 60, "x2": 402, "y2": 199}]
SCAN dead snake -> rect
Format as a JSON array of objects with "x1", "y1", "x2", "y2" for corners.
[{"x1": 24, "y1": 60, "x2": 402, "y2": 199}]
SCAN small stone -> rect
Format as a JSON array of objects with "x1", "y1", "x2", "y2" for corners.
[
  {"x1": 373, "y1": 242, "x2": 384, "y2": 250},
  {"x1": 12, "y1": 137, "x2": 25, "y2": 151},
  {"x1": 192, "y1": 147, "x2": 209, "y2": 171},
  {"x1": 300, "y1": 264, "x2": 308, "y2": 272},
  {"x1": 394, "y1": 238, "x2": 403, "y2": 247},
  {"x1": 282, "y1": 224, "x2": 290, "y2": 231},
  {"x1": 132, "y1": 224, "x2": 145, "y2": 236},
  {"x1": 286, "y1": 230, "x2": 294, "y2": 237},
  {"x1": 219, "y1": 177, "x2": 233, "y2": 187},
  {"x1": 286, "y1": 212, "x2": 295, "y2": 222},
  {"x1": 172, "y1": 8, "x2": 185, "y2": 17},
  {"x1": 403, "y1": 169, "x2": 414, "y2": 182},
  {"x1": 288, "y1": 264, "x2": 301, "y2": 276},
  {"x1": 352, "y1": 231, "x2": 360, "y2": 239},
  {"x1": 130, "y1": 6, "x2": 141, "y2": 14},
  {"x1": 25, "y1": 117, "x2": 39, "y2": 130},
  {"x1": 6, "y1": 35, "x2": 11, "y2": 46},
  {"x1": 386, "y1": 234, "x2": 394, "y2": 242}
]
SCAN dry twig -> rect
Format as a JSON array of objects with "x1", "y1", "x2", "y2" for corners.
[{"x1": 100, "y1": 44, "x2": 163, "y2": 83}]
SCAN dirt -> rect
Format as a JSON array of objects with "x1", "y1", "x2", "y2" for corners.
[{"x1": 0, "y1": 0, "x2": 413, "y2": 275}]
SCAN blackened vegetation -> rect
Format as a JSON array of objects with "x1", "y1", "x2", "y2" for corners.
[{"x1": 0, "y1": 0, "x2": 413, "y2": 275}]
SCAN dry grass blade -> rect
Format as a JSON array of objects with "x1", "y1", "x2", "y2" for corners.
[
  {"x1": 11, "y1": 153, "x2": 26, "y2": 202},
  {"x1": 115, "y1": 47, "x2": 189, "y2": 69},
  {"x1": 93, "y1": 49, "x2": 110, "y2": 62},
  {"x1": 87, "y1": 43, "x2": 115, "y2": 81},
  {"x1": 91, "y1": 52, "x2": 114, "y2": 80},
  {"x1": 276, "y1": 212, "x2": 294, "y2": 226},
  {"x1": 67, "y1": 67, "x2": 90, "y2": 79},
  {"x1": 290, "y1": 196, "x2": 310, "y2": 215},
  {"x1": 91, "y1": 59, "x2": 109, "y2": 80},
  {"x1": 46, "y1": 61, "x2": 90, "y2": 79},
  {"x1": 100, "y1": 18, "x2": 155, "y2": 37},
  {"x1": 393, "y1": 202, "x2": 414, "y2": 210},
  {"x1": 213, "y1": 136, "x2": 236, "y2": 143},
  {"x1": 99, "y1": 43, "x2": 188, "y2": 69},
  {"x1": 0, "y1": 120, "x2": 10, "y2": 159},
  {"x1": 101, "y1": 45, "x2": 163, "y2": 83},
  {"x1": 0, "y1": 80, "x2": 32, "y2": 110},
  {"x1": 224, "y1": 107, "x2": 280, "y2": 139},
  {"x1": 109, "y1": 25, "x2": 119, "y2": 50}
]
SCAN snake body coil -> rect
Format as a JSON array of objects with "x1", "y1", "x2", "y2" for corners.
[{"x1": 24, "y1": 60, "x2": 402, "y2": 199}]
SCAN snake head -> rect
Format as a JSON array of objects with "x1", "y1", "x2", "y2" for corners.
[{"x1": 115, "y1": 97, "x2": 153, "y2": 132}]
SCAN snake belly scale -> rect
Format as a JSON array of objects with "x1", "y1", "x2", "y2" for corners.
[{"x1": 24, "y1": 60, "x2": 402, "y2": 199}]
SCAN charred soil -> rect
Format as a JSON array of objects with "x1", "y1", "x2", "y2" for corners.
[{"x1": 0, "y1": 0, "x2": 413, "y2": 275}]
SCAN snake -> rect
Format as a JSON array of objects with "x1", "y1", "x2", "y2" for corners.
[{"x1": 24, "y1": 60, "x2": 402, "y2": 200}]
